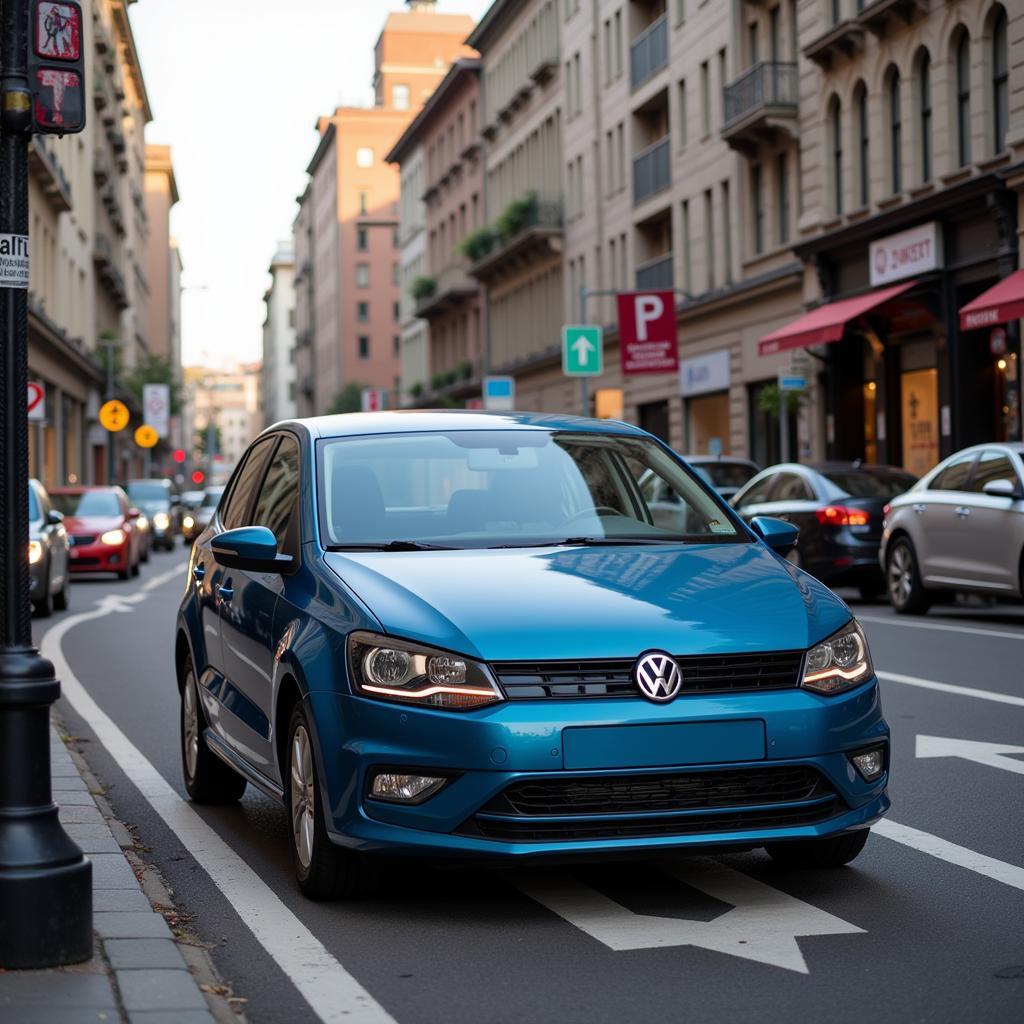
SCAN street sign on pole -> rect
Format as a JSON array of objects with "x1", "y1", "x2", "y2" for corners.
[
  {"x1": 98, "y1": 398, "x2": 129, "y2": 432},
  {"x1": 562, "y1": 324, "x2": 603, "y2": 377},
  {"x1": 360, "y1": 387, "x2": 387, "y2": 412},
  {"x1": 143, "y1": 382, "x2": 170, "y2": 438},
  {"x1": 483, "y1": 376, "x2": 515, "y2": 411},
  {"x1": 777, "y1": 374, "x2": 807, "y2": 391},
  {"x1": 616, "y1": 291, "x2": 679, "y2": 375},
  {"x1": 28, "y1": 2, "x2": 86, "y2": 134},
  {"x1": 27, "y1": 380, "x2": 44, "y2": 421},
  {"x1": 134, "y1": 424, "x2": 158, "y2": 449}
]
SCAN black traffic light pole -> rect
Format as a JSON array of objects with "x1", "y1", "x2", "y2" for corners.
[{"x1": 0, "y1": 0, "x2": 91, "y2": 968}]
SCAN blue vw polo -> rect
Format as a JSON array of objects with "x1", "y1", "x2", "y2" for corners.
[{"x1": 175, "y1": 412, "x2": 889, "y2": 899}]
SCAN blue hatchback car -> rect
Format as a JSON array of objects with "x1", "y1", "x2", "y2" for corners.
[{"x1": 176, "y1": 412, "x2": 890, "y2": 899}]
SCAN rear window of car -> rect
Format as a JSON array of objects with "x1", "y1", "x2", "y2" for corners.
[
  {"x1": 967, "y1": 451, "x2": 1019, "y2": 493},
  {"x1": 695, "y1": 462, "x2": 758, "y2": 490},
  {"x1": 51, "y1": 492, "x2": 121, "y2": 517},
  {"x1": 200, "y1": 487, "x2": 225, "y2": 508},
  {"x1": 930, "y1": 453, "x2": 975, "y2": 492},
  {"x1": 821, "y1": 469, "x2": 917, "y2": 499},
  {"x1": 127, "y1": 482, "x2": 170, "y2": 503}
]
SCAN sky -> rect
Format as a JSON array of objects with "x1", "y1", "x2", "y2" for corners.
[{"x1": 130, "y1": 0, "x2": 493, "y2": 370}]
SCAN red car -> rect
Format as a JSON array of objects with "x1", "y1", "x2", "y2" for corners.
[{"x1": 49, "y1": 486, "x2": 143, "y2": 580}]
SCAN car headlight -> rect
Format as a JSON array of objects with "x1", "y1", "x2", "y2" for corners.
[
  {"x1": 802, "y1": 619, "x2": 873, "y2": 695},
  {"x1": 182, "y1": 514, "x2": 195, "y2": 530},
  {"x1": 347, "y1": 630, "x2": 503, "y2": 710},
  {"x1": 153, "y1": 512, "x2": 170, "y2": 530},
  {"x1": 137, "y1": 515, "x2": 149, "y2": 530},
  {"x1": 100, "y1": 529, "x2": 126, "y2": 546},
  {"x1": 28, "y1": 540, "x2": 42, "y2": 564}
]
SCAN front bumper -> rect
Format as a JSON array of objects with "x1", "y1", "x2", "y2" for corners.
[
  {"x1": 308, "y1": 679, "x2": 890, "y2": 859},
  {"x1": 68, "y1": 540, "x2": 129, "y2": 573}
]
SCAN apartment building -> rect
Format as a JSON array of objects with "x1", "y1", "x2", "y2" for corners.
[
  {"x1": 261, "y1": 244, "x2": 298, "y2": 427},
  {"x1": 184, "y1": 363, "x2": 261, "y2": 470},
  {"x1": 27, "y1": 0, "x2": 157, "y2": 488},
  {"x1": 467, "y1": 0, "x2": 567, "y2": 410},
  {"x1": 387, "y1": 58, "x2": 484, "y2": 406},
  {"x1": 291, "y1": 1, "x2": 475, "y2": 415}
]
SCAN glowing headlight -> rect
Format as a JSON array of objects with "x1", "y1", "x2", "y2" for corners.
[
  {"x1": 347, "y1": 630, "x2": 502, "y2": 710},
  {"x1": 137, "y1": 515, "x2": 149, "y2": 530},
  {"x1": 100, "y1": 529, "x2": 126, "y2": 546},
  {"x1": 182, "y1": 514, "x2": 195, "y2": 530},
  {"x1": 28, "y1": 540, "x2": 42, "y2": 565},
  {"x1": 802, "y1": 620, "x2": 873, "y2": 695},
  {"x1": 153, "y1": 512, "x2": 170, "y2": 530}
]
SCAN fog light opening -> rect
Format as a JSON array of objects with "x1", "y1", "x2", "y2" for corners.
[
  {"x1": 850, "y1": 747, "x2": 885, "y2": 782},
  {"x1": 369, "y1": 771, "x2": 448, "y2": 805}
]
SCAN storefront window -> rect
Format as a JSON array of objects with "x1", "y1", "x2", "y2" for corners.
[
  {"x1": 686, "y1": 392, "x2": 731, "y2": 456},
  {"x1": 900, "y1": 367, "x2": 939, "y2": 477},
  {"x1": 638, "y1": 400, "x2": 670, "y2": 445}
]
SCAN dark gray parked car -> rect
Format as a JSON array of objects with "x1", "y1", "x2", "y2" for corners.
[{"x1": 29, "y1": 477, "x2": 70, "y2": 617}]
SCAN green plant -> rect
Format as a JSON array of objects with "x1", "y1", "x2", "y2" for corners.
[
  {"x1": 443, "y1": 369, "x2": 458, "y2": 387},
  {"x1": 456, "y1": 359, "x2": 473, "y2": 381},
  {"x1": 120, "y1": 353, "x2": 183, "y2": 414},
  {"x1": 325, "y1": 382, "x2": 368, "y2": 415},
  {"x1": 410, "y1": 275, "x2": 436, "y2": 300},
  {"x1": 459, "y1": 226, "x2": 496, "y2": 262},
  {"x1": 430, "y1": 372, "x2": 447, "y2": 391},
  {"x1": 494, "y1": 192, "x2": 537, "y2": 241},
  {"x1": 409, "y1": 381, "x2": 423, "y2": 398},
  {"x1": 756, "y1": 383, "x2": 806, "y2": 417}
]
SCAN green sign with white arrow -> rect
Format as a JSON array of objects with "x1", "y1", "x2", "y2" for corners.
[{"x1": 562, "y1": 324, "x2": 603, "y2": 376}]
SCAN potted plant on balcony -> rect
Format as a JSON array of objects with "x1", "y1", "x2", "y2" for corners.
[
  {"x1": 459, "y1": 227, "x2": 496, "y2": 263},
  {"x1": 411, "y1": 275, "x2": 436, "y2": 301}
]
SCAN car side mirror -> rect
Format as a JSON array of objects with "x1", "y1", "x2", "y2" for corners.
[
  {"x1": 982, "y1": 478, "x2": 1019, "y2": 500},
  {"x1": 127, "y1": 507, "x2": 141, "y2": 520},
  {"x1": 46, "y1": 509, "x2": 63, "y2": 525},
  {"x1": 750, "y1": 516, "x2": 799, "y2": 556},
  {"x1": 212, "y1": 526, "x2": 293, "y2": 574}
]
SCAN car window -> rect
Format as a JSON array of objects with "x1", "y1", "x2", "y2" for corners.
[
  {"x1": 51, "y1": 492, "x2": 121, "y2": 517},
  {"x1": 699, "y1": 462, "x2": 759, "y2": 490},
  {"x1": 200, "y1": 487, "x2": 225, "y2": 508},
  {"x1": 734, "y1": 475, "x2": 776, "y2": 507},
  {"x1": 930, "y1": 452, "x2": 976, "y2": 492},
  {"x1": 968, "y1": 450, "x2": 1019, "y2": 494},
  {"x1": 127, "y1": 482, "x2": 169, "y2": 503},
  {"x1": 772, "y1": 473, "x2": 814, "y2": 502},
  {"x1": 221, "y1": 438, "x2": 277, "y2": 530},
  {"x1": 252, "y1": 436, "x2": 300, "y2": 552},
  {"x1": 27, "y1": 485, "x2": 40, "y2": 523},
  {"x1": 821, "y1": 468, "x2": 917, "y2": 499}
]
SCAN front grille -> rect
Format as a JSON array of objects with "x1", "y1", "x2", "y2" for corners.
[
  {"x1": 493, "y1": 651, "x2": 804, "y2": 700},
  {"x1": 70, "y1": 556, "x2": 101, "y2": 566},
  {"x1": 458, "y1": 765, "x2": 840, "y2": 843},
  {"x1": 69, "y1": 534, "x2": 96, "y2": 546}
]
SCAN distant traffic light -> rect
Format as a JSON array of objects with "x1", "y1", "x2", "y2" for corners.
[
  {"x1": 172, "y1": 449, "x2": 187, "y2": 464},
  {"x1": 28, "y1": 2, "x2": 87, "y2": 134},
  {"x1": 191, "y1": 470, "x2": 205, "y2": 485}
]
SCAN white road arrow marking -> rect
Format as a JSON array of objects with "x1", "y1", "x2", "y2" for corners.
[
  {"x1": 916, "y1": 734, "x2": 1024, "y2": 776},
  {"x1": 571, "y1": 335, "x2": 596, "y2": 366},
  {"x1": 515, "y1": 857, "x2": 864, "y2": 974}
]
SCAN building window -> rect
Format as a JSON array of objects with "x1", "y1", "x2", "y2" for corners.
[
  {"x1": 751, "y1": 164, "x2": 764, "y2": 254},
  {"x1": 918, "y1": 52, "x2": 932, "y2": 182},
  {"x1": 603, "y1": 18, "x2": 612, "y2": 85},
  {"x1": 681, "y1": 199, "x2": 691, "y2": 295},
  {"x1": 678, "y1": 79, "x2": 687, "y2": 147},
  {"x1": 776, "y1": 152, "x2": 789, "y2": 245},
  {"x1": 855, "y1": 83, "x2": 869, "y2": 207},
  {"x1": 393, "y1": 301, "x2": 400, "y2": 322},
  {"x1": 357, "y1": 226, "x2": 368, "y2": 251},
  {"x1": 992, "y1": 7, "x2": 1008, "y2": 154},
  {"x1": 392, "y1": 83, "x2": 410, "y2": 110},
  {"x1": 356, "y1": 263, "x2": 369, "y2": 287},
  {"x1": 722, "y1": 180, "x2": 732, "y2": 284},
  {"x1": 888, "y1": 69, "x2": 902, "y2": 194},
  {"x1": 831, "y1": 0, "x2": 841, "y2": 27},
  {"x1": 830, "y1": 97, "x2": 843, "y2": 216},
  {"x1": 769, "y1": 5, "x2": 780, "y2": 62},
  {"x1": 748, "y1": 22, "x2": 759, "y2": 65},
  {"x1": 700, "y1": 61, "x2": 710, "y2": 136},
  {"x1": 356, "y1": 147, "x2": 374, "y2": 168},
  {"x1": 704, "y1": 189, "x2": 715, "y2": 290},
  {"x1": 359, "y1": 191, "x2": 368, "y2": 215},
  {"x1": 392, "y1": 262, "x2": 399, "y2": 285},
  {"x1": 357, "y1": 301, "x2": 369, "y2": 322},
  {"x1": 393, "y1": 335, "x2": 400, "y2": 357},
  {"x1": 717, "y1": 49, "x2": 726, "y2": 128},
  {"x1": 358, "y1": 336, "x2": 370, "y2": 358},
  {"x1": 616, "y1": 123, "x2": 625, "y2": 190},
  {"x1": 956, "y1": 30, "x2": 971, "y2": 167},
  {"x1": 613, "y1": 10, "x2": 622, "y2": 77}
]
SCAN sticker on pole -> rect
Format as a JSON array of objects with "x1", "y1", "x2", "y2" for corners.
[
  {"x1": 0, "y1": 234, "x2": 30, "y2": 289},
  {"x1": 27, "y1": 382, "x2": 46, "y2": 422}
]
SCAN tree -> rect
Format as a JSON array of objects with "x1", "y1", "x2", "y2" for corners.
[
  {"x1": 121, "y1": 353, "x2": 182, "y2": 414},
  {"x1": 194, "y1": 423, "x2": 222, "y2": 456},
  {"x1": 325, "y1": 382, "x2": 367, "y2": 415}
]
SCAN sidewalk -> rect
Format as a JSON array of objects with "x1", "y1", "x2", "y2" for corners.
[{"x1": 0, "y1": 724, "x2": 239, "y2": 1024}]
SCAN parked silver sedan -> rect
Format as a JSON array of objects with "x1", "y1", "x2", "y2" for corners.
[{"x1": 880, "y1": 443, "x2": 1024, "y2": 614}]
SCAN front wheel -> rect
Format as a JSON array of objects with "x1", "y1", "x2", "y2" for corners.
[
  {"x1": 287, "y1": 705, "x2": 379, "y2": 901},
  {"x1": 765, "y1": 828, "x2": 869, "y2": 868},
  {"x1": 181, "y1": 658, "x2": 247, "y2": 804},
  {"x1": 886, "y1": 538, "x2": 930, "y2": 614}
]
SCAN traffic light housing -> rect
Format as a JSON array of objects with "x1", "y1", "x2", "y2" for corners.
[{"x1": 28, "y1": 2, "x2": 86, "y2": 134}]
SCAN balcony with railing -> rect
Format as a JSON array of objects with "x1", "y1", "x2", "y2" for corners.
[
  {"x1": 635, "y1": 253, "x2": 674, "y2": 290},
  {"x1": 28, "y1": 139, "x2": 72, "y2": 213},
  {"x1": 630, "y1": 13, "x2": 668, "y2": 91},
  {"x1": 722, "y1": 61, "x2": 798, "y2": 152},
  {"x1": 467, "y1": 195, "x2": 564, "y2": 282},
  {"x1": 633, "y1": 136, "x2": 671, "y2": 205},
  {"x1": 414, "y1": 263, "x2": 477, "y2": 320}
]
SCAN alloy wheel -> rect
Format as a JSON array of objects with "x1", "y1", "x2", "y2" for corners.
[
  {"x1": 183, "y1": 673, "x2": 200, "y2": 780},
  {"x1": 290, "y1": 725, "x2": 316, "y2": 870},
  {"x1": 888, "y1": 544, "x2": 912, "y2": 607}
]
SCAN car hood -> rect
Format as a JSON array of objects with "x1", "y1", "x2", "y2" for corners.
[
  {"x1": 324, "y1": 543, "x2": 851, "y2": 662},
  {"x1": 64, "y1": 516, "x2": 123, "y2": 536}
]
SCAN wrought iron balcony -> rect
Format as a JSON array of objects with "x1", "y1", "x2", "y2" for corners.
[
  {"x1": 630, "y1": 14, "x2": 668, "y2": 91},
  {"x1": 635, "y1": 254, "x2": 674, "y2": 291},
  {"x1": 633, "y1": 136, "x2": 671, "y2": 205},
  {"x1": 415, "y1": 263, "x2": 476, "y2": 319},
  {"x1": 468, "y1": 197, "x2": 564, "y2": 281},
  {"x1": 722, "y1": 61, "x2": 798, "y2": 152}
]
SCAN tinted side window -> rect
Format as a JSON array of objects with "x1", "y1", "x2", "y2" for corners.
[
  {"x1": 252, "y1": 436, "x2": 300, "y2": 552},
  {"x1": 221, "y1": 439, "x2": 276, "y2": 530},
  {"x1": 968, "y1": 450, "x2": 1018, "y2": 494},
  {"x1": 736, "y1": 475, "x2": 776, "y2": 506},
  {"x1": 772, "y1": 473, "x2": 814, "y2": 502},
  {"x1": 930, "y1": 453, "x2": 976, "y2": 492}
]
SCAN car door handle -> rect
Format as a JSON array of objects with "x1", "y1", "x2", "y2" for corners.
[
  {"x1": 217, "y1": 585, "x2": 234, "y2": 600},
  {"x1": 192, "y1": 564, "x2": 205, "y2": 581},
  {"x1": 955, "y1": 506, "x2": 971, "y2": 518},
  {"x1": 912, "y1": 503, "x2": 926, "y2": 515}
]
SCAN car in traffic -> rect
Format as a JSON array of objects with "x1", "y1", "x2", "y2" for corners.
[
  {"x1": 176, "y1": 412, "x2": 890, "y2": 900},
  {"x1": 685, "y1": 455, "x2": 760, "y2": 502},
  {"x1": 182, "y1": 489, "x2": 206, "y2": 511},
  {"x1": 731, "y1": 462, "x2": 917, "y2": 601},
  {"x1": 881, "y1": 443, "x2": 1024, "y2": 614},
  {"x1": 126, "y1": 478, "x2": 181, "y2": 551},
  {"x1": 50, "y1": 486, "x2": 143, "y2": 580},
  {"x1": 28, "y1": 478, "x2": 70, "y2": 617},
  {"x1": 182, "y1": 485, "x2": 224, "y2": 546}
]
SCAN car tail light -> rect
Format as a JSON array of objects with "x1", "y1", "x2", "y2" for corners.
[
  {"x1": 882, "y1": 503, "x2": 891, "y2": 517},
  {"x1": 816, "y1": 505, "x2": 870, "y2": 527}
]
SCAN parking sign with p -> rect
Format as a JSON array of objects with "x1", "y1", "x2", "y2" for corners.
[{"x1": 616, "y1": 291, "x2": 679, "y2": 375}]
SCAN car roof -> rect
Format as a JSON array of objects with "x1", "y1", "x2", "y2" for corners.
[
  {"x1": 805, "y1": 462, "x2": 915, "y2": 473},
  {"x1": 277, "y1": 410, "x2": 651, "y2": 441},
  {"x1": 51, "y1": 485, "x2": 120, "y2": 494}
]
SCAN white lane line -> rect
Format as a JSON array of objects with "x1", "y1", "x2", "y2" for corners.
[
  {"x1": 874, "y1": 820, "x2": 1024, "y2": 893},
  {"x1": 916, "y1": 734, "x2": 1024, "y2": 776},
  {"x1": 877, "y1": 670, "x2": 1024, "y2": 708},
  {"x1": 860, "y1": 614, "x2": 1024, "y2": 643},
  {"x1": 44, "y1": 596, "x2": 396, "y2": 1024}
]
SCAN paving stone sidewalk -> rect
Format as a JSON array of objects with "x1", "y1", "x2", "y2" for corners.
[{"x1": 0, "y1": 726, "x2": 234, "y2": 1024}]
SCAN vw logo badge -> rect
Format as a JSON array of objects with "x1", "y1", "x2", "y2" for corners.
[{"x1": 633, "y1": 651, "x2": 683, "y2": 703}]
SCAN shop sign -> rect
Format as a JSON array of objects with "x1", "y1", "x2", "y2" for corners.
[
  {"x1": 901, "y1": 369, "x2": 939, "y2": 477},
  {"x1": 869, "y1": 222, "x2": 942, "y2": 287},
  {"x1": 680, "y1": 349, "x2": 730, "y2": 397}
]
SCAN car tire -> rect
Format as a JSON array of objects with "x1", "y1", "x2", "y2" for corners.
[
  {"x1": 141, "y1": 545, "x2": 150, "y2": 564},
  {"x1": 180, "y1": 657, "x2": 247, "y2": 804},
  {"x1": 765, "y1": 827, "x2": 869, "y2": 868},
  {"x1": 886, "y1": 537, "x2": 930, "y2": 615},
  {"x1": 131, "y1": 557, "x2": 140, "y2": 578},
  {"x1": 287, "y1": 704, "x2": 379, "y2": 901},
  {"x1": 117, "y1": 564, "x2": 131, "y2": 581},
  {"x1": 54, "y1": 574, "x2": 70, "y2": 612}
]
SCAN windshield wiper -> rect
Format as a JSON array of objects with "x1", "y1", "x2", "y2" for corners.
[
  {"x1": 326, "y1": 540, "x2": 459, "y2": 552},
  {"x1": 488, "y1": 537, "x2": 682, "y2": 549}
]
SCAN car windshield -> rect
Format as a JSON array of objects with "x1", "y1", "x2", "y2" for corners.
[
  {"x1": 692, "y1": 462, "x2": 758, "y2": 490},
  {"x1": 51, "y1": 492, "x2": 120, "y2": 517},
  {"x1": 127, "y1": 482, "x2": 169, "y2": 504},
  {"x1": 27, "y1": 486, "x2": 40, "y2": 522},
  {"x1": 200, "y1": 487, "x2": 224, "y2": 508},
  {"x1": 821, "y1": 468, "x2": 917, "y2": 499},
  {"x1": 318, "y1": 430, "x2": 745, "y2": 549}
]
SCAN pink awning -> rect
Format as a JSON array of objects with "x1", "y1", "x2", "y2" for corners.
[
  {"x1": 959, "y1": 269, "x2": 1024, "y2": 331},
  {"x1": 758, "y1": 281, "x2": 918, "y2": 357}
]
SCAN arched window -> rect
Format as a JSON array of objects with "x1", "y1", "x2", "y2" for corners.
[
  {"x1": 917, "y1": 50, "x2": 932, "y2": 182},
  {"x1": 830, "y1": 97, "x2": 843, "y2": 215},
  {"x1": 888, "y1": 68, "x2": 902, "y2": 194},
  {"x1": 855, "y1": 83, "x2": 869, "y2": 207},
  {"x1": 992, "y1": 6, "x2": 1008, "y2": 153},
  {"x1": 955, "y1": 30, "x2": 971, "y2": 167}
]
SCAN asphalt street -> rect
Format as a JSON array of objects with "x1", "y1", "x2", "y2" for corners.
[{"x1": 35, "y1": 550, "x2": 1024, "y2": 1024}]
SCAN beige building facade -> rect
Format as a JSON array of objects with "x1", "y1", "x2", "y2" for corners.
[
  {"x1": 395, "y1": 142, "x2": 429, "y2": 405},
  {"x1": 261, "y1": 244, "x2": 297, "y2": 428}
]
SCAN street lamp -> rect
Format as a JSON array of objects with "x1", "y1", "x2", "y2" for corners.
[{"x1": 0, "y1": 0, "x2": 91, "y2": 968}]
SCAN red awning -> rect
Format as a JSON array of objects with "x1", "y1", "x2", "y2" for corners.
[
  {"x1": 758, "y1": 281, "x2": 918, "y2": 357},
  {"x1": 959, "y1": 269, "x2": 1024, "y2": 331}
]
